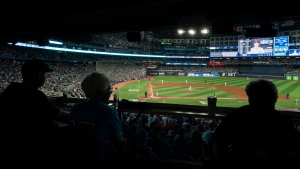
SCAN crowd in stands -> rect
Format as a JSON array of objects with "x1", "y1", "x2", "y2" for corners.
[
  {"x1": 92, "y1": 33, "x2": 163, "y2": 52},
  {"x1": 1, "y1": 43, "x2": 300, "y2": 98},
  {"x1": 121, "y1": 112, "x2": 220, "y2": 162},
  {"x1": 0, "y1": 59, "x2": 147, "y2": 98}
]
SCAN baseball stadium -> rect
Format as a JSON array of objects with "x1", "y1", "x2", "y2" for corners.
[
  {"x1": 1, "y1": 33, "x2": 300, "y2": 168},
  {"x1": 2, "y1": 3, "x2": 300, "y2": 168}
]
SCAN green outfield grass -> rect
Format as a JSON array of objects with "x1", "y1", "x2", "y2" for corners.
[{"x1": 117, "y1": 76, "x2": 300, "y2": 110}]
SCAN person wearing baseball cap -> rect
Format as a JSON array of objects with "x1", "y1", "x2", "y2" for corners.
[
  {"x1": 249, "y1": 39, "x2": 265, "y2": 54},
  {"x1": 22, "y1": 58, "x2": 54, "y2": 76},
  {"x1": 20, "y1": 59, "x2": 54, "y2": 88},
  {"x1": 0, "y1": 58, "x2": 70, "y2": 168}
]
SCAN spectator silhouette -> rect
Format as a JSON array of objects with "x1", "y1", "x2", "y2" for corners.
[
  {"x1": 162, "y1": 118, "x2": 174, "y2": 133},
  {"x1": 187, "y1": 129, "x2": 205, "y2": 160},
  {"x1": 0, "y1": 58, "x2": 70, "y2": 169},
  {"x1": 137, "y1": 129, "x2": 158, "y2": 159},
  {"x1": 141, "y1": 115, "x2": 151, "y2": 133},
  {"x1": 202, "y1": 121, "x2": 215, "y2": 144},
  {"x1": 210, "y1": 79, "x2": 300, "y2": 168},
  {"x1": 184, "y1": 122, "x2": 193, "y2": 141},
  {"x1": 68, "y1": 72, "x2": 123, "y2": 152},
  {"x1": 172, "y1": 127, "x2": 189, "y2": 155},
  {"x1": 146, "y1": 125, "x2": 173, "y2": 158}
]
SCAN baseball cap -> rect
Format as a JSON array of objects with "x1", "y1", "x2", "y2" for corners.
[
  {"x1": 21, "y1": 59, "x2": 54, "y2": 76},
  {"x1": 253, "y1": 39, "x2": 260, "y2": 43}
]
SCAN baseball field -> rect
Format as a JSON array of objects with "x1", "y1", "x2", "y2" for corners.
[{"x1": 113, "y1": 76, "x2": 300, "y2": 110}]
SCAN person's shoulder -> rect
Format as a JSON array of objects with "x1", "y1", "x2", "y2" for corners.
[
  {"x1": 233, "y1": 105, "x2": 291, "y2": 124},
  {"x1": 74, "y1": 99, "x2": 103, "y2": 107},
  {"x1": 73, "y1": 99, "x2": 89, "y2": 106},
  {"x1": 2, "y1": 82, "x2": 38, "y2": 99},
  {"x1": 74, "y1": 99, "x2": 116, "y2": 114},
  {"x1": 222, "y1": 105, "x2": 267, "y2": 122},
  {"x1": 229, "y1": 105, "x2": 252, "y2": 115},
  {"x1": 96, "y1": 101, "x2": 116, "y2": 112},
  {"x1": 2, "y1": 82, "x2": 22, "y2": 92},
  {"x1": 7, "y1": 82, "x2": 46, "y2": 97},
  {"x1": 234, "y1": 105, "x2": 275, "y2": 112},
  {"x1": 30, "y1": 89, "x2": 50, "y2": 100}
]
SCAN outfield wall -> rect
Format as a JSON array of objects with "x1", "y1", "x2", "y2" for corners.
[
  {"x1": 148, "y1": 65, "x2": 298, "y2": 80},
  {"x1": 148, "y1": 70, "x2": 188, "y2": 76},
  {"x1": 148, "y1": 70, "x2": 239, "y2": 77},
  {"x1": 235, "y1": 64, "x2": 299, "y2": 80},
  {"x1": 147, "y1": 69, "x2": 299, "y2": 81},
  {"x1": 238, "y1": 65, "x2": 293, "y2": 76},
  {"x1": 235, "y1": 74, "x2": 286, "y2": 80}
]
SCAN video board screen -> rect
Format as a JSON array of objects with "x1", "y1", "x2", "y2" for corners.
[
  {"x1": 238, "y1": 38, "x2": 274, "y2": 57},
  {"x1": 289, "y1": 49, "x2": 300, "y2": 56},
  {"x1": 274, "y1": 36, "x2": 289, "y2": 56}
]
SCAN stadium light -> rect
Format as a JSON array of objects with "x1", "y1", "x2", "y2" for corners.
[
  {"x1": 201, "y1": 29, "x2": 209, "y2": 34},
  {"x1": 178, "y1": 28, "x2": 210, "y2": 36},
  {"x1": 178, "y1": 29, "x2": 185, "y2": 34},
  {"x1": 188, "y1": 29, "x2": 196, "y2": 35}
]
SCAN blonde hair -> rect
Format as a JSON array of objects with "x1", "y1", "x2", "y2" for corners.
[{"x1": 81, "y1": 72, "x2": 110, "y2": 99}]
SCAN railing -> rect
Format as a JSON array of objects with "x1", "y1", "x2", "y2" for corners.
[{"x1": 50, "y1": 96, "x2": 300, "y2": 127}]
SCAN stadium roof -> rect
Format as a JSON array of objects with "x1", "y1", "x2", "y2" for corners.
[{"x1": 1, "y1": 0, "x2": 299, "y2": 44}]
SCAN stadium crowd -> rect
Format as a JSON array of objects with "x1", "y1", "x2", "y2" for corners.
[{"x1": 1, "y1": 43, "x2": 300, "y2": 97}]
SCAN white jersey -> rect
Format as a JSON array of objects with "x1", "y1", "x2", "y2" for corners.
[{"x1": 250, "y1": 47, "x2": 265, "y2": 54}]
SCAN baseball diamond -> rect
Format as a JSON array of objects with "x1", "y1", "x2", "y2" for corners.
[{"x1": 112, "y1": 76, "x2": 300, "y2": 110}]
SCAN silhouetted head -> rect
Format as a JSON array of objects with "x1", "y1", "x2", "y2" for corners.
[
  {"x1": 81, "y1": 72, "x2": 111, "y2": 103},
  {"x1": 245, "y1": 79, "x2": 278, "y2": 108},
  {"x1": 21, "y1": 59, "x2": 54, "y2": 89}
]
